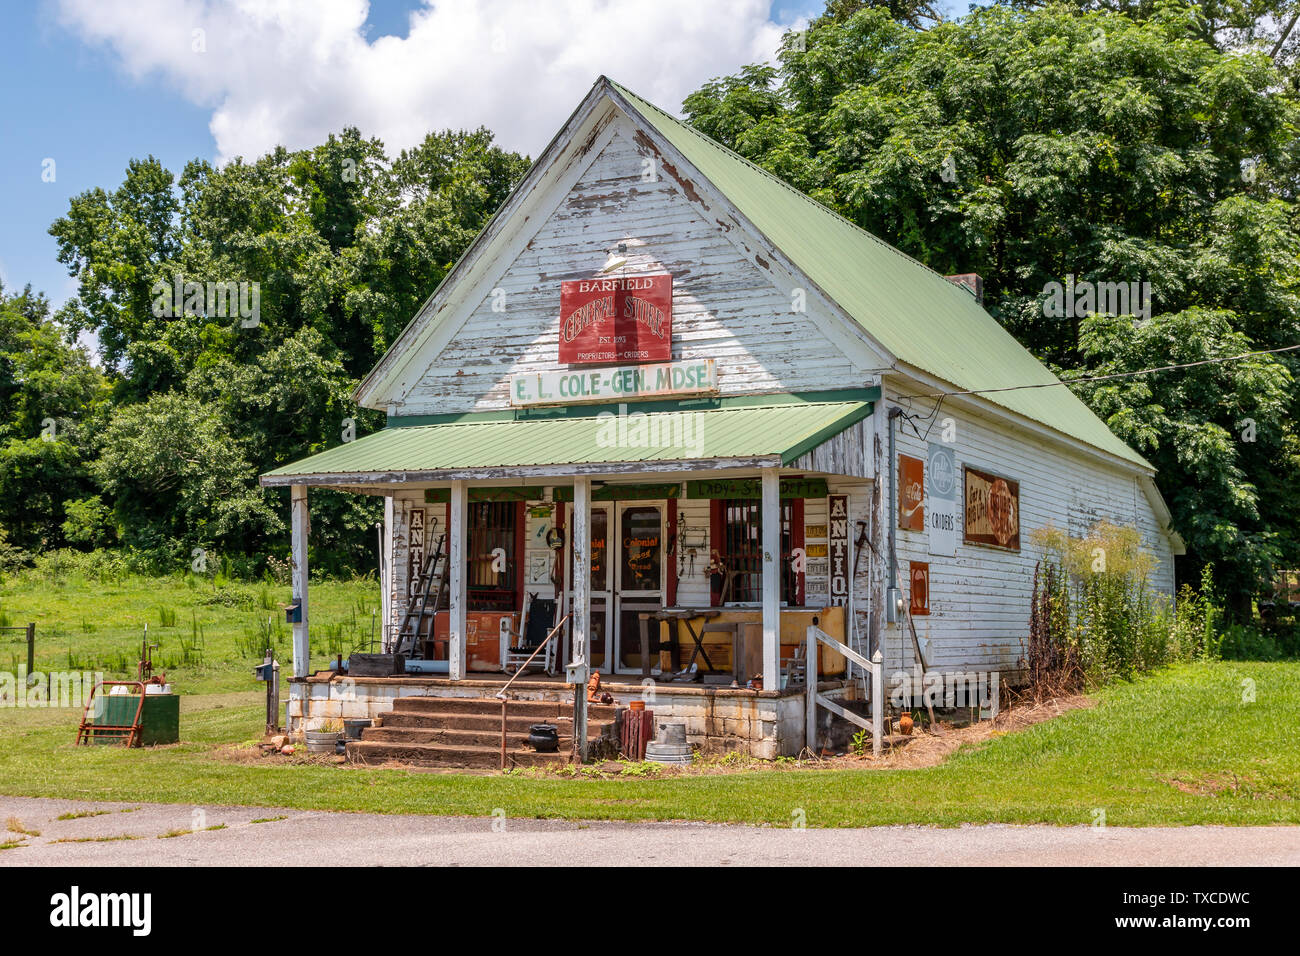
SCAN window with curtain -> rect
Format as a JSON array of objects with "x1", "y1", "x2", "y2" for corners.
[{"x1": 711, "y1": 498, "x2": 800, "y2": 605}]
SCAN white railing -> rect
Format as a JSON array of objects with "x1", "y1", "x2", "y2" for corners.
[{"x1": 806, "y1": 625, "x2": 883, "y2": 757}]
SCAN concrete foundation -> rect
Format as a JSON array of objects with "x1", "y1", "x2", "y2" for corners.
[{"x1": 288, "y1": 672, "x2": 857, "y2": 759}]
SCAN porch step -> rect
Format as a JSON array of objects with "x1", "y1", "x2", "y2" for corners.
[
  {"x1": 347, "y1": 694, "x2": 619, "y2": 769},
  {"x1": 346, "y1": 739, "x2": 578, "y2": 769},
  {"x1": 361, "y1": 725, "x2": 611, "y2": 750},
  {"x1": 379, "y1": 711, "x2": 590, "y2": 733},
  {"x1": 387, "y1": 696, "x2": 617, "y2": 721}
]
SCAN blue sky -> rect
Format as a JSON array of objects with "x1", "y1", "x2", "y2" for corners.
[{"x1": 0, "y1": 0, "x2": 940, "y2": 311}]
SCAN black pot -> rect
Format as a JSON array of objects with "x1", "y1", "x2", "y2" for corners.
[{"x1": 527, "y1": 723, "x2": 559, "y2": 753}]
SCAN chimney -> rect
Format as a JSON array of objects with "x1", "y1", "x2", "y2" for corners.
[{"x1": 945, "y1": 273, "x2": 983, "y2": 304}]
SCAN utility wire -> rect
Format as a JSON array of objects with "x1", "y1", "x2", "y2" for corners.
[{"x1": 896, "y1": 343, "x2": 1300, "y2": 402}]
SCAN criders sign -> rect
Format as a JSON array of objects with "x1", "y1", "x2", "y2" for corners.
[{"x1": 559, "y1": 274, "x2": 672, "y2": 364}]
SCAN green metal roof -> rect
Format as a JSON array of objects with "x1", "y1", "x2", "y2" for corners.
[
  {"x1": 607, "y1": 81, "x2": 1149, "y2": 470},
  {"x1": 262, "y1": 400, "x2": 871, "y2": 485}
]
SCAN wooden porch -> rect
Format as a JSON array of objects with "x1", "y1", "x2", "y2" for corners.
[{"x1": 289, "y1": 665, "x2": 862, "y2": 763}]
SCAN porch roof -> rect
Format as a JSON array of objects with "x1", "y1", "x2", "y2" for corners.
[{"x1": 260, "y1": 399, "x2": 871, "y2": 487}]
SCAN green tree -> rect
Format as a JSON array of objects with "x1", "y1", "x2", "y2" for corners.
[
  {"x1": 44, "y1": 126, "x2": 528, "y2": 569},
  {"x1": 0, "y1": 281, "x2": 107, "y2": 553},
  {"x1": 91, "y1": 393, "x2": 279, "y2": 563}
]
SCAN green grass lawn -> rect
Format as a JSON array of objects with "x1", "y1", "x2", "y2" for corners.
[
  {"x1": 0, "y1": 567, "x2": 379, "y2": 695},
  {"x1": 0, "y1": 653, "x2": 1297, "y2": 826}
]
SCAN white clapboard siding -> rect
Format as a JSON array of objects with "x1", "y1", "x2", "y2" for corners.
[
  {"x1": 884, "y1": 377, "x2": 1177, "y2": 675},
  {"x1": 791, "y1": 419, "x2": 872, "y2": 479},
  {"x1": 397, "y1": 120, "x2": 861, "y2": 415},
  {"x1": 674, "y1": 496, "x2": 713, "y2": 607}
]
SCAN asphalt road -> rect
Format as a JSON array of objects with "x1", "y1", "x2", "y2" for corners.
[{"x1": 1, "y1": 796, "x2": 1296, "y2": 866}]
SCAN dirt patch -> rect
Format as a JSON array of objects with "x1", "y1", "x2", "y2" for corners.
[
  {"x1": 865, "y1": 693, "x2": 1095, "y2": 770},
  {"x1": 507, "y1": 692, "x2": 1097, "y2": 779},
  {"x1": 211, "y1": 740, "x2": 345, "y2": 767}
]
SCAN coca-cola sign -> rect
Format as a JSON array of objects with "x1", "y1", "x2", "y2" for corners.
[{"x1": 558, "y1": 274, "x2": 672, "y2": 364}]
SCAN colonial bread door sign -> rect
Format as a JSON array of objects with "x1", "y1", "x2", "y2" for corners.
[{"x1": 559, "y1": 274, "x2": 672, "y2": 364}]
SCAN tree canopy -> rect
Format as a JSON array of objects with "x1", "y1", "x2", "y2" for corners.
[
  {"x1": 25, "y1": 128, "x2": 528, "y2": 573},
  {"x1": 684, "y1": 2, "x2": 1300, "y2": 611}
]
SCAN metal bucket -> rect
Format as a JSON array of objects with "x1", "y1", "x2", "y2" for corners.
[
  {"x1": 343, "y1": 719, "x2": 372, "y2": 741},
  {"x1": 645, "y1": 720, "x2": 692, "y2": 764},
  {"x1": 304, "y1": 731, "x2": 340, "y2": 754}
]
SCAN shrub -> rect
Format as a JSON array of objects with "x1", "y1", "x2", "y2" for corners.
[
  {"x1": 0, "y1": 527, "x2": 29, "y2": 575},
  {"x1": 1219, "y1": 624, "x2": 1293, "y2": 661},
  {"x1": 1028, "y1": 522, "x2": 1221, "y2": 690}
]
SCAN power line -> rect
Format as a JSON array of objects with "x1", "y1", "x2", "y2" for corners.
[{"x1": 897, "y1": 343, "x2": 1300, "y2": 401}]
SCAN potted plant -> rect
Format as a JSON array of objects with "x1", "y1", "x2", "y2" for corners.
[{"x1": 305, "y1": 718, "x2": 343, "y2": 754}]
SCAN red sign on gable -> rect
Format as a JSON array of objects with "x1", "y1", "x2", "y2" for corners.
[{"x1": 558, "y1": 274, "x2": 672, "y2": 364}]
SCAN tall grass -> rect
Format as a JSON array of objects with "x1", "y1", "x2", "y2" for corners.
[{"x1": 1029, "y1": 521, "x2": 1218, "y2": 690}]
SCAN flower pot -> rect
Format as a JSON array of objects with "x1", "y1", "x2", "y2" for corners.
[
  {"x1": 899, "y1": 712, "x2": 913, "y2": 736},
  {"x1": 305, "y1": 730, "x2": 341, "y2": 754}
]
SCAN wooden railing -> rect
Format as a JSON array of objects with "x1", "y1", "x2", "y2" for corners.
[
  {"x1": 494, "y1": 613, "x2": 570, "y2": 770},
  {"x1": 805, "y1": 625, "x2": 883, "y2": 757}
]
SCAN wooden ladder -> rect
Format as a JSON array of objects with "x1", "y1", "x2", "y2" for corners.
[{"x1": 393, "y1": 532, "x2": 448, "y2": 658}]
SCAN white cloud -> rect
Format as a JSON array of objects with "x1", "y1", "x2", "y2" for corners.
[{"x1": 56, "y1": 0, "x2": 792, "y2": 162}]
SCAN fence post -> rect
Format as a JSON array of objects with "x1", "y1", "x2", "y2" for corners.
[
  {"x1": 26, "y1": 623, "x2": 35, "y2": 676},
  {"x1": 805, "y1": 625, "x2": 816, "y2": 753},
  {"x1": 871, "y1": 648, "x2": 883, "y2": 757}
]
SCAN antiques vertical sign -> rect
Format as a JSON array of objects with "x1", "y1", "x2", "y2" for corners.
[
  {"x1": 828, "y1": 494, "x2": 850, "y2": 607},
  {"x1": 926, "y1": 442, "x2": 958, "y2": 557},
  {"x1": 408, "y1": 508, "x2": 426, "y2": 598},
  {"x1": 963, "y1": 466, "x2": 1020, "y2": 550},
  {"x1": 559, "y1": 274, "x2": 672, "y2": 364},
  {"x1": 898, "y1": 454, "x2": 925, "y2": 531}
]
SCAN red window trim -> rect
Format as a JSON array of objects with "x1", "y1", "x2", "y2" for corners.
[
  {"x1": 791, "y1": 496, "x2": 805, "y2": 607},
  {"x1": 666, "y1": 497, "x2": 678, "y2": 607},
  {"x1": 514, "y1": 500, "x2": 526, "y2": 613},
  {"x1": 709, "y1": 497, "x2": 725, "y2": 607}
]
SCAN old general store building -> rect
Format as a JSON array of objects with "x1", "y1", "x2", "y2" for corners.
[{"x1": 261, "y1": 77, "x2": 1182, "y2": 764}]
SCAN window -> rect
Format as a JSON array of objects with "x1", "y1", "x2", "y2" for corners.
[
  {"x1": 467, "y1": 501, "x2": 519, "y2": 611},
  {"x1": 711, "y1": 497, "x2": 802, "y2": 606}
]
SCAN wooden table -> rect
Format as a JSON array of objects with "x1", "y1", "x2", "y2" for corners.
[{"x1": 640, "y1": 608, "x2": 728, "y2": 681}]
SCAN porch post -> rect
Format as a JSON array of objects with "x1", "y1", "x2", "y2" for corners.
[
  {"x1": 291, "y1": 484, "x2": 310, "y2": 679},
  {"x1": 572, "y1": 476, "x2": 591, "y2": 760},
  {"x1": 762, "y1": 466, "x2": 780, "y2": 690},
  {"x1": 448, "y1": 479, "x2": 468, "y2": 681},
  {"x1": 382, "y1": 496, "x2": 394, "y2": 646}
]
